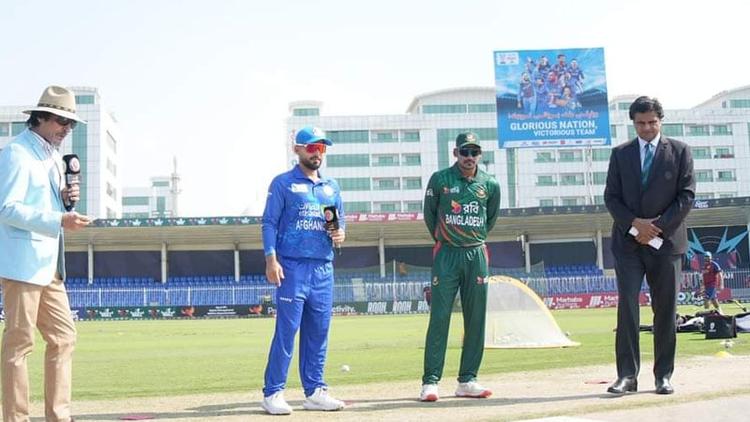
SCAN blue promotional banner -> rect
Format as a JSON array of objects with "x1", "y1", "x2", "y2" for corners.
[{"x1": 494, "y1": 47, "x2": 611, "y2": 148}]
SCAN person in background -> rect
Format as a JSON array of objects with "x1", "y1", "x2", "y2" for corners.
[{"x1": 701, "y1": 251, "x2": 724, "y2": 313}]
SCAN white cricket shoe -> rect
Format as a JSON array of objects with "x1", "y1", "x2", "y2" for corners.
[
  {"x1": 420, "y1": 383, "x2": 439, "y2": 402},
  {"x1": 455, "y1": 381, "x2": 492, "y2": 398},
  {"x1": 303, "y1": 387, "x2": 345, "y2": 411},
  {"x1": 261, "y1": 391, "x2": 293, "y2": 415}
]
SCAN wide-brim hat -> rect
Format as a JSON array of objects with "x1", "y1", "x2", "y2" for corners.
[{"x1": 23, "y1": 85, "x2": 86, "y2": 123}]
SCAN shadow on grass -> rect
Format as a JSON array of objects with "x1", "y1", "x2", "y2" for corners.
[{"x1": 46, "y1": 392, "x2": 648, "y2": 420}]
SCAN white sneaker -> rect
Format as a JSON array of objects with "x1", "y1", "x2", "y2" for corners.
[
  {"x1": 261, "y1": 391, "x2": 293, "y2": 415},
  {"x1": 420, "y1": 383, "x2": 439, "y2": 402},
  {"x1": 455, "y1": 381, "x2": 492, "y2": 398},
  {"x1": 303, "y1": 387, "x2": 345, "y2": 411}
]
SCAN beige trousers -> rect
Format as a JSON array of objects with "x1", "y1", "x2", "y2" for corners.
[{"x1": 1, "y1": 276, "x2": 76, "y2": 422}]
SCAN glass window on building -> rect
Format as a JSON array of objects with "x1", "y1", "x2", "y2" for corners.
[
  {"x1": 468, "y1": 103, "x2": 496, "y2": 113},
  {"x1": 717, "y1": 170, "x2": 736, "y2": 181},
  {"x1": 662, "y1": 124, "x2": 683, "y2": 137},
  {"x1": 403, "y1": 177, "x2": 422, "y2": 190},
  {"x1": 594, "y1": 195, "x2": 605, "y2": 205},
  {"x1": 404, "y1": 201, "x2": 423, "y2": 212},
  {"x1": 327, "y1": 130, "x2": 369, "y2": 144},
  {"x1": 479, "y1": 150, "x2": 495, "y2": 165},
  {"x1": 122, "y1": 196, "x2": 149, "y2": 206},
  {"x1": 11, "y1": 122, "x2": 26, "y2": 136},
  {"x1": 695, "y1": 193, "x2": 714, "y2": 200},
  {"x1": 714, "y1": 146, "x2": 734, "y2": 158},
  {"x1": 437, "y1": 128, "x2": 496, "y2": 143},
  {"x1": 75, "y1": 95, "x2": 95, "y2": 104},
  {"x1": 591, "y1": 172, "x2": 607, "y2": 185},
  {"x1": 559, "y1": 149, "x2": 583, "y2": 162},
  {"x1": 344, "y1": 201, "x2": 371, "y2": 213},
  {"x1": 592, "y1": 148, "x2": 611, "y2": 161},
  {"x1": 627, "y1": 125, "x2": 636, "y2": 140},
  {"x1": 686, "y1": 125, "x2": 709, "y2": 136},
  {"x1": 474, "y1": 128, "x2": 497, "y2": 141},
  {"x1": 292, "y1": 108, "x2": 319, "y2": 117},
  {"x1": 373, "y1": 131, "x2": 397, "y2": 142},
  {"x1": 402, "y1": 131, "x2": 420, "y2": 142},
  {"x1": 711, "y1": 124, "x2": 732, "y2": 135},
  {"x1": 535, "y1": 151, "x2": 555, "y2": 163},
  {"x1": 536, "y1": 175, "x2": 557, "y2": 186},
  {"x1": 729, "y1": 99, "x2": 750, "y2": 108},
  {"x1": 152, "y1": 180, "x2": 169, "y2": 187},
  {"x1": 618, "y1": 102, "x2": 630, "y2": 111},
  {"x1": 561, "y1": 197, "x2": 584, "y2": 206},
  {"x1": 560, "y1": 173, "x2": 585, "y2": 186},
  {"x1": 0, "y1": 123, "x2": 9, "y2": 137},
  {"x1": 373, "y1": 154, "x2": 399, "y2": 166},
  {"x1": 338, "y1": 177, "x2": 371, "y2": 191},
  {"x1": 718, "y1": 192, "x2": 736, "y2": 198},
  {"x1": 327, "y1": 154, "x2": 370, "y2": 167},
  {"x1": 375, "y1": 202, "x2": 400, "y2": 212},
  {"x1": 422, "y1": 104, "x2": 467, "y2": 114},
  {"x1": 402, "y1": 153, "x2": 421, "y2": 166},
  {"x1": 692, "y1": 147, "x2": 710, "y2": 159},
  {"x1": 123, "y1": 212, "x2": 150, "y2": 219},
  {"x1": 539, "y1": 198, "x2": 555, "y2": 207},
  {"x1": 157, "y1": 196, "x2": 166, "y2": 213},
  {"x1": 695, "y1": 170, "x2": 713, "y2": 182},
  {"x1": 373, "y1": 178, "x2": 399, "y2": 190},
  {"x1": 609, "y1": 125, "x2": 617, "y2": 138}
]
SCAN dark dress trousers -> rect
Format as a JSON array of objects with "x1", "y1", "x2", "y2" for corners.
[{"x1": 604, "y1": 137, "x2": 695, "y2": 380}]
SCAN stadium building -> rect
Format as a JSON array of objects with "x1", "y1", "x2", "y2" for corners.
[
  {"x1": 0, "y1": 86, "x2": 124, "y2": 219},
  {"x1": 121, "y1": 157, "x2": 183, "y2": 218},
  {"x1": 286, "y1": 86, "x2": 750, "y2": 212}
]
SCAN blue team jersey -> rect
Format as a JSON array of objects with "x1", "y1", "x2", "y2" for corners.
[{"x1": 262, "y1": 165, "x2": 345, "y2": 262}]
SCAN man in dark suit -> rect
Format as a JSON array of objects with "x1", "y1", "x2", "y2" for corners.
[{"x1": 604, "y1": 96, "x2": 695, "y2": 395}]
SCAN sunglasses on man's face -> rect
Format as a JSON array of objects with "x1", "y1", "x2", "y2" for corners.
[
  {"x1": 302, "y1": 143, "x2": 327, "y2": 154},
  {"x1": 52, "y1": 116, "x2": 77, "y2": 129},
  {"x1": 459, "y1": 148, "x2": 481, "y2": 157}
]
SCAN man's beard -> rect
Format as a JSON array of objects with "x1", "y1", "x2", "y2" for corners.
[{"x1": 300, "y1": 157, "x2": 321, "y2": 171}]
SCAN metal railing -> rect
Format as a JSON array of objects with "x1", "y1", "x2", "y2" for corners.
[{"x1": 3, "y1": 269, "x2": 746, "y2": 308}]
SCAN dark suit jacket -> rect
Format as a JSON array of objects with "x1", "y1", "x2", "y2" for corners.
[{"x1": 604, "y1": 137, "x2": 696, "y2": 255}]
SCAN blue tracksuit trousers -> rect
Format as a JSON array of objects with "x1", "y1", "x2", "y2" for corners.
[{"x1": 263, "y1": 257, "x2": 334, "y2": 397}]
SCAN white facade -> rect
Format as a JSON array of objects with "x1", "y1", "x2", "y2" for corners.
[
  {"x1": 286, "y1": 86, "x2": 750, "y2": 212},
  {"x1": 121, "y1": 158, "x2": 182, "y2": 218},
  {"x1": 0, "y1": 87, "x2": 123, "y2": 218}
]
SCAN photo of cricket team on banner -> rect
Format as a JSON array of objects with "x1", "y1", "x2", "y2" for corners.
[{"x1": 494, "y1": 47, "x2": 611, "y2": 148}]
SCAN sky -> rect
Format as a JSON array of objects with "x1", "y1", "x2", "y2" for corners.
[{"x1": 2, "y1": 0, "x2": 749, "y2": 217}]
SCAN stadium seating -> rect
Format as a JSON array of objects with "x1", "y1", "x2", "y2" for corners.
[{"x1": 65, "y1": 267, "x2": 750, "y2": 309}]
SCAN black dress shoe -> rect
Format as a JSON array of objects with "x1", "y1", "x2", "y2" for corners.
[
  {"x1": 655, "y1": 378, "x2": 674, "y2": 395},
  {"x1": 607, "y1": 376, "x2": 638, "y2": 394}
]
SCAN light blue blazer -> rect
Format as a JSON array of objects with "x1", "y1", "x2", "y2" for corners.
[{"x1": 0, "y1": 129, "x2": 66, "y2": 286}]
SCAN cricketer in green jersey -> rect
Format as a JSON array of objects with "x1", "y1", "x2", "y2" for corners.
[{"x1": 419, "y1": 132, "x2": 501, "y2": 402}]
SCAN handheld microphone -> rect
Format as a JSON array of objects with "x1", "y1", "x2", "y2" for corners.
[
  {"x1": 62, "y1": 154, "x2": 81, "y2": 212},
  {"x1": 323, "y1": 205, "x2": 342, "y2": 255}
]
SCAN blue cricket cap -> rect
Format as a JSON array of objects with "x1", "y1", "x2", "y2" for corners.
[{"x1": 295, "y1": 126, "x2": 332, "y2": 146}]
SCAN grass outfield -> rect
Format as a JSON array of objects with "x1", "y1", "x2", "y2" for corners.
[{"x1": 14, "y1": 306, "x2": 749, "y2": 401}]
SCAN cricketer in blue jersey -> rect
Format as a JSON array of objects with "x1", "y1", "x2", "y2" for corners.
[{"x1": 260, "y1": 126, "x2": 346, "y2": 415}]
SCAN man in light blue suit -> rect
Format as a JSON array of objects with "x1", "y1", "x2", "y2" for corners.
[{"x1": 0, "y1": 86, "x2": 91, "y2": 422}]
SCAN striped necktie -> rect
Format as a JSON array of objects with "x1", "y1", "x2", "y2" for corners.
[{"x1": 641, "y1": 143, "x2": 654, "y2": 188}]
